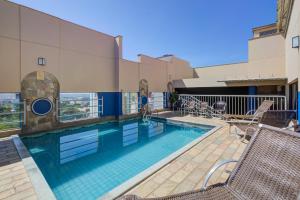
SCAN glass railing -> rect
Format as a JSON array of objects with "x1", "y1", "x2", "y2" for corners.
[
  {"x1": 0, "y1": 99, "x2": 24, "y2": 131},
  {"x1": 122, "y1": 92, "x2": 140, "y2": 115},
  {"x1": 122, "y1": 101, "x2": 140, "y2": 115},
  {"x1": 58, "y1": 97, "x2": 103, "y2": 122}
]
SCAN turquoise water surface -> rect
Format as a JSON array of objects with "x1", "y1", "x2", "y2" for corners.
[{"x1": 21, "y1": 119, "x2": 213, "y2": 200}]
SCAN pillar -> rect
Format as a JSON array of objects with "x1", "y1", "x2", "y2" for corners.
[{"x1": 248, "y1": 86, "x2": 257, "y2": 112}]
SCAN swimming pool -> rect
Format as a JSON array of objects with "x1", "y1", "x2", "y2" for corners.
[{"x1": 21, "y1": 119, "x2": 214, "y2": 200}]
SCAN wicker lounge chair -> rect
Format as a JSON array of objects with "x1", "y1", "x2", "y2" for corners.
[
  {"x1": 120, "y1": 125, "x2": 300, "y2": 200},
  {"x1": 231, "y1": 110, "x2": 296, "y2": 141},
  {"x1": 260, "y1": 110, "x2": 297, "y2": 129}
]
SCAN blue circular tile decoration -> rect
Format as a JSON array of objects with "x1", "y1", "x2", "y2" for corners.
[
  {"x1": 141, "y1": 95, "x2": 148, "y2": 106},
  {"x1": 31, "y1": 98, "x2": 53, "y2": 116}
]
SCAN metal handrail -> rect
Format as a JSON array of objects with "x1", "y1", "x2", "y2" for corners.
[
  {"x1": 58, "y1": 105, "x2": 99, "y2": 110},
  {"x1": 0, "y1": 111, "x2": 24, "y2": 115},
  {"x1": 180, "y1": 94, "x2": 287, "y2": 98},
  {"x1": 202, "y1": 160, "x2": 238, "y2": 190},
  {"x1": 58, "y1": 113, "x2": 100, "y2": 118},
  {"x1": 179, "y1": 94, "x2": 287, "y2": 115},
  {"x1": 59, "y1": 98, "x2": 102, "y2": 102},
  {"x1": 57, "y1": 96, "x2": 104, "y2": 122},
  {"x1": 0, "y1": 120, "x2": 23, "y2": 124},
  {"x1": 123, "y1": 102, "x2": 139, "y2": 105}
]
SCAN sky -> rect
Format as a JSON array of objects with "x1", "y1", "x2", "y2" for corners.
[{"x1": 9, "y1": 0, "x2": 277, "y2": 67}]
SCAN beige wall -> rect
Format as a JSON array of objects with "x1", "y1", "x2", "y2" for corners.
[
  {"x1": 1, "y1": 0, "x2": 294, "y2": 94},
  {"x1": 175, "y1": 62, "x2": 248, "y2": 88},
  {"x1": 118, "y1": 59, "x2": 140, "y2": 92},
  {"x1": 166, "y1": 56, "x2": 193, "y2": 80},
  {"x1": 0, "y1": 1, "x2": 20, "y2": 92},
  {"x1": 248, "y1": 34, "x2": 285, "y2": 62},
  {"x1": 0, "y1": 1, "x2": 194, "y2": 93},
  {"x1": 118, "y1": 55, "x2": 193, "y2": 92},
  {"x1": 0, "y1": 37, "x2": 20, "y2": 92},
  {"x1": 285, "y1": 0, "x2": 300, "y2": 85},
  {"x1": 0, "y1": 1, "x2": 117, "y2": 93},
  {"x1": 139, "y1": 55, "x2": 168, "y2": 92}
]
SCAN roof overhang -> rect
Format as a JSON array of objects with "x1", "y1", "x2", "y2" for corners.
[
  {"x1": 252, "y1": 23, "x2": 277, "y2": 32},
  {"x1": 217, "y1": 78, "x2": 287, "y2": 83},
  {"x1": 217, "y1": 77, "x2": 287, "y2": 87}
]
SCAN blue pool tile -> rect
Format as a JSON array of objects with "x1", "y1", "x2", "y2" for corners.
[{"x1": 22, "y1": 119, "x2": 213, "y2": 200}]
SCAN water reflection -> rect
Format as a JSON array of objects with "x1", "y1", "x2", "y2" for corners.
[
  {"x1": 60, "y1": 129, "x2": 98, "y2": 164},
  {"x1": 36, "y1": 121, "x2": 167, "y2": 165},
  {"x1": 148, "y1": 121, "x2": 164, "y2": 138},
  {"x1": 122, "y1": 122, "x2": 138, "y2": 147}
]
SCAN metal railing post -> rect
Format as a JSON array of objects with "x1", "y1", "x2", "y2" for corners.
[
  {"x1": 101, "y1": 96, "x2": 104, "y2": 116},
  {"x1": 23, "y1": 99, "x2": 26, "y2": 126},
  {"x1": 178, "y1": 94, "x2": 287, "y2": 115},
  {"x1": 56, "y1": 98, "x2": 59, "y2": 122},
  {"x1": 284, "y1": 96, "x2": 287, "y2": 110}
]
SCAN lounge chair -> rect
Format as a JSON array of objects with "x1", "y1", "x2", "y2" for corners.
[
  {"x1": 210, "y1": 101, "x2": 227, "y2": 118},
  {"x1": 119, "y1": 125, "x2": 300, "y2": 200},
  {"x1": 197, "y1": 101, "x2": 209, "y2": 117},
  {"x1": 260, "y1": 110, "x2": 297, "y2": 130},
  {"x1": 177, "y1": 99, "x2": 188, "y2": 116},
  {"x1": 186, "y1": 101, "x2": 196, "y2": 115},
  {"x1": 227, "y1": 100, "x2": 273, "y2": 139},
  {"x1": 195, "y1": 101, "x2": 226, "y2": 118},
  {"x1": 231, "y1": 110, "x2": 296, "y2": 141},
  {"x1": 225, "y1": 100, "x2": 274, "y2": 121}
]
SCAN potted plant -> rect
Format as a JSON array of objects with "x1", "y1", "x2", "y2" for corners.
[{"x1": 169, "y1": 92, "x2": 179, "y2": 110}]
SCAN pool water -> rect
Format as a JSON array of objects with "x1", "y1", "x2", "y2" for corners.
[{"x1": 21, "y1": 119, "x2": 213, "y2": 200}]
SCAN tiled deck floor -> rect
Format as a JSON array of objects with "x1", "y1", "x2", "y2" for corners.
[
  {"x1": 0, "y1": 138, "x2": 37, "y2": 200},
  {"x1": 127, "y1": 112, "x2": 248, "y2": 198}
]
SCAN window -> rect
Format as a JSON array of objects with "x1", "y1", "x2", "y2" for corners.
[
  {"x1": 59, "y1": 93, "x2": 99, "y2": 122},
  {"x1": 149, "y1": 92, "x2": 164, "y2": 110},
  {"x1": 122, "y1": 92, "x2": 139, "y2": 114},
  {"x1": 289, "y1": 82, "x2": 298, "y2": 111},
  {"x1": 259, "y1": 29, "x2": 277, "y2": 37},
  {"x1": 0, "y1": 93, "x2": 22, "y2": 130}
]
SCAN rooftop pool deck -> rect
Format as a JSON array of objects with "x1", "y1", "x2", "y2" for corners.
[{"x1": 0, "y1": 112, "x2": 247, "y2": 200}]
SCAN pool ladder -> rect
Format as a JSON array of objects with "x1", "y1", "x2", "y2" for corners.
[{"x1": 142, "y1": 107, "x2": 152, "y2": 122}]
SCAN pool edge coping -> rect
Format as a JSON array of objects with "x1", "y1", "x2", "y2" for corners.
[
  {"x1": 99, "y1": 118, "x2": 223, "y2": 200},
  {"x1": 12, "y1": 135, "x2": 56, "y2": 200}
]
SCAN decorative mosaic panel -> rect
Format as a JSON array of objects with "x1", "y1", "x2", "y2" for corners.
[
  {"x1": 21, "y1": 71, "x2": 60, "y2": 133},
  {"x1": 139, "y1": 79, "x2": 148, "y2": 97}
]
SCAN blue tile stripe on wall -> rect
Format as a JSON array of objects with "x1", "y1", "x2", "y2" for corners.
[
  {"x1": 298, "y1": 92, "x2": 300, "y2": 122},
  {"x1": 98, "y1": 92, "x2": 122, "y2": 117}
]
